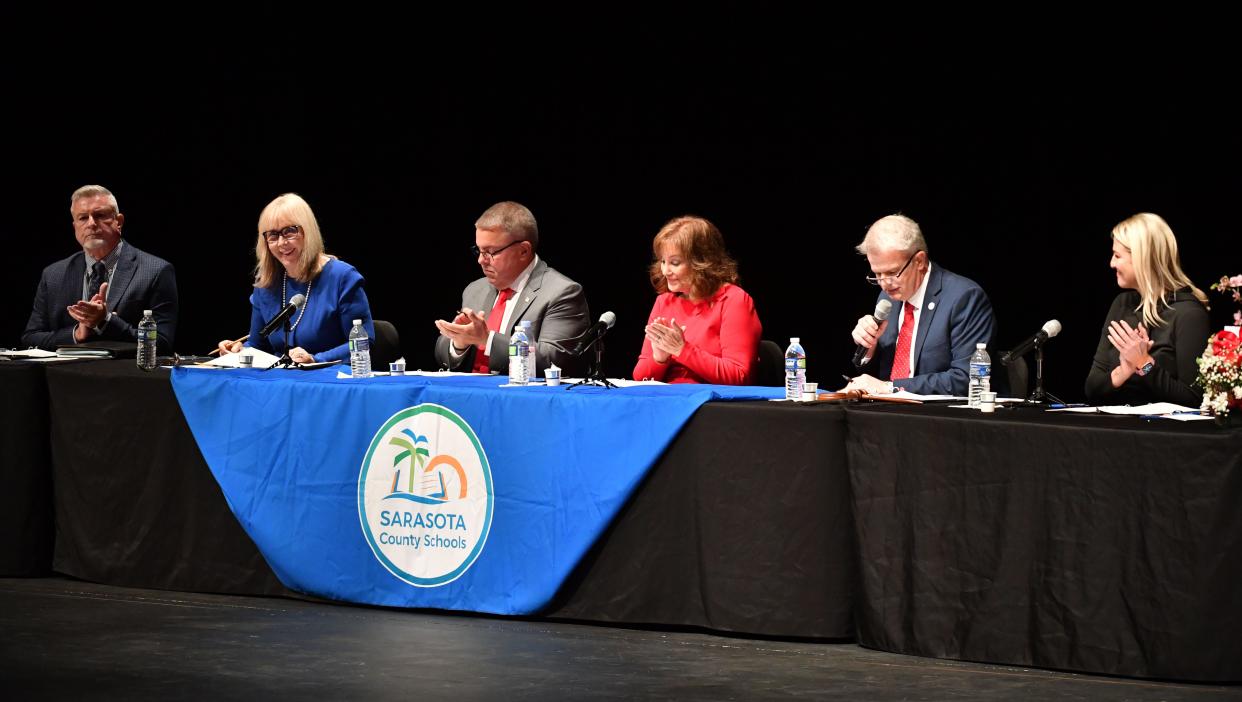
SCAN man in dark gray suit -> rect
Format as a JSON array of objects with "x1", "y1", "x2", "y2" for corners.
[
  {"x1": 22, "y1": 185, "x2": 178, "y2": 353},
  {"x1": 434, "y1": 201, "x2": 589, "y2": 376}
]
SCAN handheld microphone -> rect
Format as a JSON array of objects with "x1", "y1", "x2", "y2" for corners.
[
  {"x1": 852, "y1": 299, "x2": 893, "y2": 367},
  {"x1": 1000, "y1": 319, "x2": 1062, "y2": 365},
  {"x1": 259, "y1": 293, "x2": 305, "y2": 338},
  {"x1": 568, "y1": 311, "x2": 616, "y2": 355}
]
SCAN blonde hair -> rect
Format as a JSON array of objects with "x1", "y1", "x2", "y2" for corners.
[
  {"x1": 648, "y1": 216, "x2": 738, "y2": 298},
  {"x1": 1111, "y1": 212, "x2": 1208, "y2": 327},
  {"x1": 254, "y1": 193, "x2": 327, "y2": 287}
]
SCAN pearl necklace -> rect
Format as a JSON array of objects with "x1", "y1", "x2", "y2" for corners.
[{"x1": 281, "y1": 273, "x2": 312, "y2": 332}]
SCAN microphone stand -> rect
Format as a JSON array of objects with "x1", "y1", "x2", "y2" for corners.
[
  {"x1": 264, "y1": 318, "x2": 301, "y2": 370},
  {"x1": 1024, "y1": 345, "x2": 1063, "y2": 405},
  {"x1": 565, "y1": 333, "x2": 616, "y2": 390}
]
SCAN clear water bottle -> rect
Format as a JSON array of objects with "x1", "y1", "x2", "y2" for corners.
[
  {"x1": 521, "y1": 320, "x2": 536, "y2": 379},
  {"x1": 968, "y1": 342, "x2": 991, "y2": 407},
  {"x1": 508, "y1": 322, "x2": 530, "y2": 385},
  {"x1": 349, "y1": 319, "x2": 372, "y2": 378},
  {"x1": 136, "y1": 309, "x2": 157, "y2": 371},
  {"x1": 784, "y1": 337, "x2": 806, "y2": 401}
]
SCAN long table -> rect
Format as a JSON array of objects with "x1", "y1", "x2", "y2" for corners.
[
  {"x1": 845, "y1": 402, "x2": 1242, "y2": 682},
  {"x1": 0, "y1": 361, "x2": 53, "y2": 576},
  {"x1": 11, "y1": 360, "x2": 1242, "y2": 681}
]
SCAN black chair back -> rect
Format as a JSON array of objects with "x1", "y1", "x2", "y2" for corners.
[
  {"x1": 371, "y1": 319, "x2": 401, "y2": 368},
  {"x1": 755, "y1": 340, "x2": 785, "y2": 387}
]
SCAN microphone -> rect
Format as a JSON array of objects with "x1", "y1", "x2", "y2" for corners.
[
  {"x1": 1000, "y1": 319, "x2": 1062, "y2": 365},
  {"x1": 852, "y1": 299, "x2": 893, "y2": 367},
  {"x1": 259, "y1": 293, "x2": 305, "y2": 338},
  {"x1": 568, "y1": 311, "x2": 617, "y2": 355}
]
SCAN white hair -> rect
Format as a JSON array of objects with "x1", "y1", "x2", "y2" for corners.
[
  {"x1": 70, "y1": 185, "x2": 119, "y2": 214},
  {"x1": 855, "y1": 214, "x2": 927, "y2": 256}
]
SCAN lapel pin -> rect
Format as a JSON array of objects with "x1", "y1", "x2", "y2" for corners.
[{"x1": 927, "y1": 301, "x2": 935, "y2": 311}]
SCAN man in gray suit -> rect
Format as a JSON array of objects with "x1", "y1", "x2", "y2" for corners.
[
  {"x1": 22, "y1": 185, "x2": 178, "y2": 353},
  {"x1": 435, "y1": 201, "x2": 589, "y2": 376}
]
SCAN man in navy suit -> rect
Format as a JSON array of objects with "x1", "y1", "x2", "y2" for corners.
[
  {"x1": 845, "y1": 214, "x2": 994, "y2": 396},
  {"x1": 22, "y1": 185, "x2": 178, "y2": 353}
]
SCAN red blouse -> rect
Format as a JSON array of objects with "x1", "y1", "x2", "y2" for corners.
[{"x1": 632, "y1": 283, "x2": 762, "y2": 385}]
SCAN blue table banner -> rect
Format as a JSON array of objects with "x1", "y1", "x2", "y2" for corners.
[{"x1": 171, "y1": 368, "x2": 780, "y2": 614}]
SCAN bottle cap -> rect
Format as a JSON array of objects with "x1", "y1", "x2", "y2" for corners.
[
  {"x1": 353, "y1": 319, "x2": 362, "y2": 325},
  {"x1": 143, "y1": 310, "x2": 152, "y2": 315},
  {"x1": 977, "y1": 342, "x2": 987, "y2": 349},
  {"x1": 790, "y1": 337, "x2": 800, "y2": 343}
]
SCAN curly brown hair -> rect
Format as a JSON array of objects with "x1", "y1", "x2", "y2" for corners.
[{"x1": 648, "y1": 216, "x2": 738, "y2": 298}]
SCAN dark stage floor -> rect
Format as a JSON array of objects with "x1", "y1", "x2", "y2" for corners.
[{"x1": 1, "y1": 577, "x2": 1235, "y2": 700}]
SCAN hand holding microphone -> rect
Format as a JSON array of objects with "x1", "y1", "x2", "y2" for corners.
[{"x1": 851, "y1": 299, "x2": 893, "y2": 367}]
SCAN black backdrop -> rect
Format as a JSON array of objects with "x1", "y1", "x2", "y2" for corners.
[{"x1": 7, "y1": 23, "x2": 1240, "y2": 401}]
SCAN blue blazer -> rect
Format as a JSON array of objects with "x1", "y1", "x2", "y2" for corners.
[
  {"x1": 22, "y1": 241, "x2": 178, "y2": 353},
  {"x1": 859, "y1": 263, "x2": 995, "y2": 396}
]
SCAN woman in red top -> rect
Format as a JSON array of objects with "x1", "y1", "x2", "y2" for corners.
[{"x1": 633, "y1": 216, "x2": 763, "y2": 384}]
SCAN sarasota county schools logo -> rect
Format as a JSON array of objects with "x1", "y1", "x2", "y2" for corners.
[{"x1": 358, "y1": 404, "x2": 494, "y2": 587}]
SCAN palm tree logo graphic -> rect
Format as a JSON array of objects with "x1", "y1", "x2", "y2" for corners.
[{"x1": 385, "y1": 428, "x2": 468, "y2": 505}]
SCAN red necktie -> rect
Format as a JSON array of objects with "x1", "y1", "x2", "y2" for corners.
[
  {"x1": 890, "y1": 301, "x2": 916, "y2": 380},
  {"x1": 472, "y1": 288, "x2": 514, "y2": 373}
]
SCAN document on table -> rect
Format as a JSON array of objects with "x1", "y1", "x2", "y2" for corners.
[
  {"x1": 191, "y1": 348, "x2": 282, "y2": 369},
  {"x1": 1048, "y1": 402, "x2": 1210, "y2": 420}
]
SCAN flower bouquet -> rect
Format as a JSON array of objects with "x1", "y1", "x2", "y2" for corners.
[{"x1": 1198, "y1": 274, "x2": 1242, "y2": 423}]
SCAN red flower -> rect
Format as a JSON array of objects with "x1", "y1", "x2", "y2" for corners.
[{"x1": 1211, "y1": 331, "x2": 1241, "y2": 365}]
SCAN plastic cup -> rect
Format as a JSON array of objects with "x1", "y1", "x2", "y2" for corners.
[
  {"x1": 545, "y1": 367, "x2": 562, "y2": 386},
  {"x1": 802, "y1": 382, "x2": 818, "y2": 402},
  {"x1": 389, "y1": 361, "x2": 406, "y2": 375}
]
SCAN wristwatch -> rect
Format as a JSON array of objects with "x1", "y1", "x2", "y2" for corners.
[{"x1": 1136, "y1": 360, "x2": 1155, "y2": 377}]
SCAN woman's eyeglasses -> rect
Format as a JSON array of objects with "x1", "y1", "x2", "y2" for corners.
[{"x1": 263, "y1": 225, "x2": 303, "y2": 244}]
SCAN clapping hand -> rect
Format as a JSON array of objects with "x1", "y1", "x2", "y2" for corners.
[
  {"x1": 67, "y1": 282, "x2": 109, "y2": 342},
  {"x1": 646, "y1": 316, "x2": 686, "y2": 363},
  {"x1": 1107, "y1": 319, "x2": 1153, "y2": 375}
]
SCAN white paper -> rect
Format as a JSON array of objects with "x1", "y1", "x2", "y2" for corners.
[
  {"x1": 1097, "y1": 402, "x2": 1200, "y2": 416},
  {"x1": 200, "y1": 348, "x2": 282, "y2": 368},
  {"x1": 2, "y1": 348, "x2": 59, "y2": 358}
]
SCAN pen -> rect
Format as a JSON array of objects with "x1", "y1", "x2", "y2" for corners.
[
  {"x1": 1048, "y1": 403, "x2": 1088, "y2": 409},
  {"x1": 208, "y1": 334, "x2": 249, "y2": 356}
]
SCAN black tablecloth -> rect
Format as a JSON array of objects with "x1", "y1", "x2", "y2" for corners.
[
  {"x1": 844, "y1": 402, "x2": 1242, "y2": 682},
  {"x1": 548, "y1": 401, "x2": 855, "y2": 639},
  {"x1": 0, "y1": 361, "x2": 53, "y2": 575},
  {"x1": 45, "y1": 361, "x2": 288, "y2": 595}
]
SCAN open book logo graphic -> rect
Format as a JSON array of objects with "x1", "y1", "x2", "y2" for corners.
[
  {"x1": 384, "y1": 429, "x2": 468, "y2": 505},
  {"x1": 358, "y1": 404, "x2": 494, "y2": 587}
]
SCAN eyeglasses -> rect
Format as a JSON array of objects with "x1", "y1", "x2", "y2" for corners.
[
  {"x1": 865, "y1": 251, "x2": 920, "y2": 285},
  {"x1": 74, "y1": 208, "x2": 117, "y2": 225},
  {"x1": 263, "y1": 224, "x2": 303, "y2": 244},
  {"x1": 471, "y1": 239, "x2": 523, "y2": 261}
]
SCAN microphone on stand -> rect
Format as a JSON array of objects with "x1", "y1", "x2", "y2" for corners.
[
  {"x1": 565, "y1": 311, "x2": 617, "y2": 356},
  {"x1": 1000, "y1": 319, "x2": 1062, "y2": 364},
  {"x1": 852, "y1": 299, "x2": 893, "y2": 368},
  {"x1": 259, "y1": 294, "x2": 306, "y2": 339}
]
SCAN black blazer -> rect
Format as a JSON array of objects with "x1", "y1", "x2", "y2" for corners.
[{"x1": 22, "y1": 242, "x2": 179, "y2": 353}]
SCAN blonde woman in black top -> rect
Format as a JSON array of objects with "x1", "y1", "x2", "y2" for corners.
[{"x1": 1085, "y1": 213, "x2": 1210, "y2": 406}]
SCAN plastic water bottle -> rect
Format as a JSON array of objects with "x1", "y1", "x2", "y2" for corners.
[
  {"x1": 136, "y1": 309, "x2": 157, "y2": 371},
  {"x1": 784, "y1": 337, "x2": 806, "y2": 401},
  {"x1": 968, "y1": 342, "x2": 991, "y2": 407},
  {"x1": 349, "y1": 319, "x2": 372, "y2": 378},
  {"x1": 521, "y1": 320, "x2": 536, "y2": 379},
  {"x1": 509, "y1": 322, "x2": 530, "y2": 385}
]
